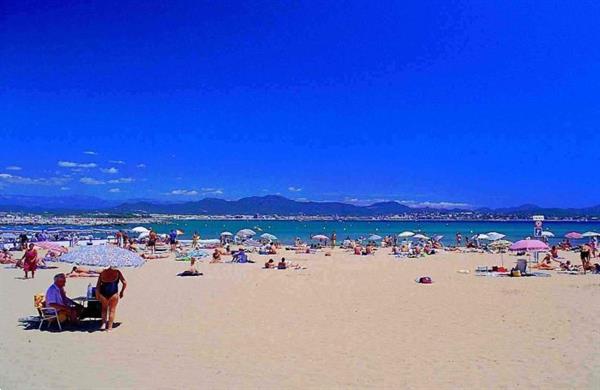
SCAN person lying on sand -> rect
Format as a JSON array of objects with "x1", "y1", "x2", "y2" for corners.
[
  {"x1": 0, "y1": 248, "x2": 16, "y2": 264},
  {"x1": 141, "y1": 253, "x2": 170, "y2": 259},
  {"x1": 67, "y1": 266, "x2": 101, "y2": 278},
  {"x1": 178, "y1": 258, "x2": 203, "y2": 276},
  {"x1": 533, "y1": 255, "x2": 555, "y2": 270}
]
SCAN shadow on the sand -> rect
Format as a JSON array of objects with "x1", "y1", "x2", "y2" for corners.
[{"x1": 19, "y1": 319, "x2": 122, "y2": 333}]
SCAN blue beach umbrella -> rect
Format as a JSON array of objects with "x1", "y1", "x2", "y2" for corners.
[{"x1": 59, "y1": 245, "x2": 145, "y2": 268}]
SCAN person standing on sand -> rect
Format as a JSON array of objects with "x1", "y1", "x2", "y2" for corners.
[
  {"x1": 456, "y1": 232, "x2": 462, "y2": 247},
  {"x1": 192, "y1": 232, "x2": 200, "y2": 249},
  {"x1": 96, "y1": 267, "x2": 127, "y2": 331},
  {"x1": 20, "y1": 243, "x2": 38, "y2": 279},
  {"x1": 148, "y1": 229, "x2": 157, "y2": 254},
  {"x1": 169, "y1": 229, "x2": 178, "y2": 252},
  {"x1": 331, "y1": 232, "x2": 337, "y2": 248},
  {"x1": 581, "y1": 243, "x2": 592, "y2": 274}
]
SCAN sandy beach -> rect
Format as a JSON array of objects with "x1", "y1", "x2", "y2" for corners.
[{"x1": 1, "y1": 247, "x2": 600, "y2": 389}]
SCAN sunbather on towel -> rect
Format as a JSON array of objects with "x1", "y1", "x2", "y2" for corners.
[
  {"x1": 141, "y1": 253, "x2": 169, "y2": 259},
  {"x1": 67, "y1": 266, "x2": 101, "y2": 278},
  {"x1": 533, "y1": 256, "x2": 555, "y2": 270},
  {"x1": 179, "y1": 258, "x2": 203, "y2": 276},
  {"x1": 0, "y1": 248, "x2": 15, "y2": 264}
]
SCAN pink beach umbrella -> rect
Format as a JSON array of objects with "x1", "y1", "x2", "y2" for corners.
[
  {"x1": 565, "y1": 232, "x2": 583, "y2": 240},
  {"x1": 509, "y1": 239, "x2": 549, "y2": 252},
  {"x1": 34, "y1": 242, "x2": 69, "y2": 254}
]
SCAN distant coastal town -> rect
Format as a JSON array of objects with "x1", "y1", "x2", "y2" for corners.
[{"x1": 0, "y1": 211, "x2": 596, "y2": 227}]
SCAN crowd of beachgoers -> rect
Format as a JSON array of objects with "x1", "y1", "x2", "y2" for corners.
[{"x1": 1, "y1": 226, "x2": 599, "y2": 333}]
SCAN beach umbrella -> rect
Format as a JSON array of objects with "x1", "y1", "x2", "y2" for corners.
[
  {"x1": 486, "y1": 232, "x2": 506, "y2": 241},
  {"x1": 138, "y1": 232, "x2": 149, "y2": 239},
  {"x1": 565, "y1": 232, "x2": 583, "y2": 239},
  {"x1": 220, "y1": 231, "x2": 233, "y2": 237},
  {"x1": 413, "y1": 234, "x2": 429, "y2": 240},
  {"x1": 489, "y1": 239, "x2": 513, "y2": 249},
  {"x1": 398, "y1": 231, "x2": 415, "y2": 238},
  {"x1": 477, "y1": 234, "x2": 491, "y2": 241},
  {"x1": 582, "y1": 231, "x2": 600, "y2": 238},
  {"x1": 0, "y1": 232, "x2": 17, "y2": 240},
  {"x1": 433, "y1": 235, "x2": 444, "y2": 242},
  {"x1": 509, "y1": 239, "x2": 549, "y2": 252},
  {"x1": 176, "y1": 229, "x2": 185, "y2": 236},
  {"x1": 260, "y1": 233, "x2": 278, "y2": 241},
  {"x1": 34, "y1": 242, "x2": 68, "y2": 254},
  {"x1": 236, "y1": 229, "x2": 257, "y2": 238},
  {"x1": 312, "y1": 234, "x2": 329, "y2": 241},
  {"x1": 131, "y1": 227, "x2": 149, "y2": 234},
  {"x1": 367, "y1": 234, "x2": 383, "y2": 241},
  {"x1": 541, "y1": 231, "x2": 555, "y2": 238},
  {"x1": 58, "y1": 245, "x2": 145, "y2": 268}
]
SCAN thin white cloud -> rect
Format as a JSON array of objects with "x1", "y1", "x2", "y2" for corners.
[
  {"x1": 108, "y1": 177, "x2": 134, "y2": 184},
  {"x1": 109, "y1": 160, "x2": 125, "y2": 165},
  {"x1": 58, "y1": 161, "x2": 97, "y2": 169},
  {"x1": 0, "y1": 173, "x2": 68, "y2": 186},
  {"x1": 5, "y1": 166, "x2": 22, "y2": 171},
  {"x1": 60, "y1": 187, "x2": 70, "y2": 191},
  {"x1": 399, "y1": 200, "x2": 471, "y2": 209},
  {"x1": 288, "y1": 186, "x2": 302, "y2": 192},
  {"x1": 80, "y1": 177, "x2": 105, "y2": 185},
  {"x1": 108, "y1": 188, "x2": 121, "y2": 193},
  {"x1": 169, "y1": 189, "x2": 199, "y2": 196},
  {"x1": 201, "y1": 187, "x2": 224, "y2": 195},
  {"x1": 83, "y1": 151, "x2": 98, "y2": 155},
  {"x1": 136, "y1": 163, "x2": 146, "y2": 168},
  {"x1": 100, "y1": 167, "x2": 119, "y2": 174}
]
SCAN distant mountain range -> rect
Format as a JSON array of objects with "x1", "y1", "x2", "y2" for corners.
[{"x1": 0, "y1": 194, "x2": 599, "y2": 217}]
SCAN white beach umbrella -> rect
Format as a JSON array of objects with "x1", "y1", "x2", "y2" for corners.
[
  {"x1": 541, "y1": 231, "x2": 555, "y2": 238},
  {"x1": 236, "y1": 229, "x2": 257, "y2": 238},
  {"x1": 131, "y1": 226, "x2": 150, "y2": 234},
  {"x1": 220, "y1": 231, "x2": 233, "y2": 237},
  {"x1": 398, "y1": 231, "x2": 415, "y2": 238},
  {"x1": 312, "y1": 234, "x2": 329, "y2": 241},
  {"x1": 260, "y1": 233, "x2": 278, "y2": 241},
  {"x1": 582, "y1": 231, "x2": 600, "y2": 238},
  {"x1": 413, "y1": 234, "x2": 429, "y2": 240},
  {"x1": 477, "y1": 234, "x2": 491, "y2": 241},
  {"x1": 138, "y1": 231, "x2": 149, "y2": 239},
  {"x1": 367, "y1": 234, "x2": 383, "y2": 241},
  {"x1": 486, "y1": 232, "x2": 506, "y2": 241}
]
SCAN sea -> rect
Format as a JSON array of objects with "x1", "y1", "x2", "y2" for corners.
[{"x1": 3, "y1": 220, "x2": 600, "y2": 245}]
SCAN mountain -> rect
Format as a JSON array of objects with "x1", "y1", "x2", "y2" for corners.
[{"x1": 0, "y1": 194, "x2": 599, "y2": 217}]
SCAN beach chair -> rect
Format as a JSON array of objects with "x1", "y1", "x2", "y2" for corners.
[
  {"x1": 34, "y1": 294, "x2": 62, "y2": 331},
  {"x1": 515, "y1": 259, "x2": 528, "y2": 274}
]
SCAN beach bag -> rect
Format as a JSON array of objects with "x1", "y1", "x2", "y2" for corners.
[{"x1": 418, "y1": 276, "x2": 432, "y2": 284}]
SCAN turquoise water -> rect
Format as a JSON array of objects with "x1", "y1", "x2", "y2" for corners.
[
  {"x1": 145, "y1": 220, "x2": 599, "y2": 245},
  {"x1": 4, "y1": 220, "x2": 600, "y2": 245}
]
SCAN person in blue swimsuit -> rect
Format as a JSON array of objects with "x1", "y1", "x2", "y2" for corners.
[{"x1": 95, "y1": 267, "x2": 127, "y2": 331}]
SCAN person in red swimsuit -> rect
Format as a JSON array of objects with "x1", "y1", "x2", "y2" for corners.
[{"x1": 21, "y1": 243, "x2": 39, "y2": 279}]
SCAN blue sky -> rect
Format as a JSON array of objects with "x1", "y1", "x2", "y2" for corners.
[{"x1": 1, "y1": 1, "x2": 599, "y2": 208}]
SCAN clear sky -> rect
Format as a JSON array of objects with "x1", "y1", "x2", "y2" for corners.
[{"x1": 1, "y1": 1, "x2": 599, "y2": 208}]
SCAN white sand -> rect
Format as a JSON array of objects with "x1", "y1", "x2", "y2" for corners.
[{"x1": 1, "y1": 248, "x2": 600, "y2": 389}]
